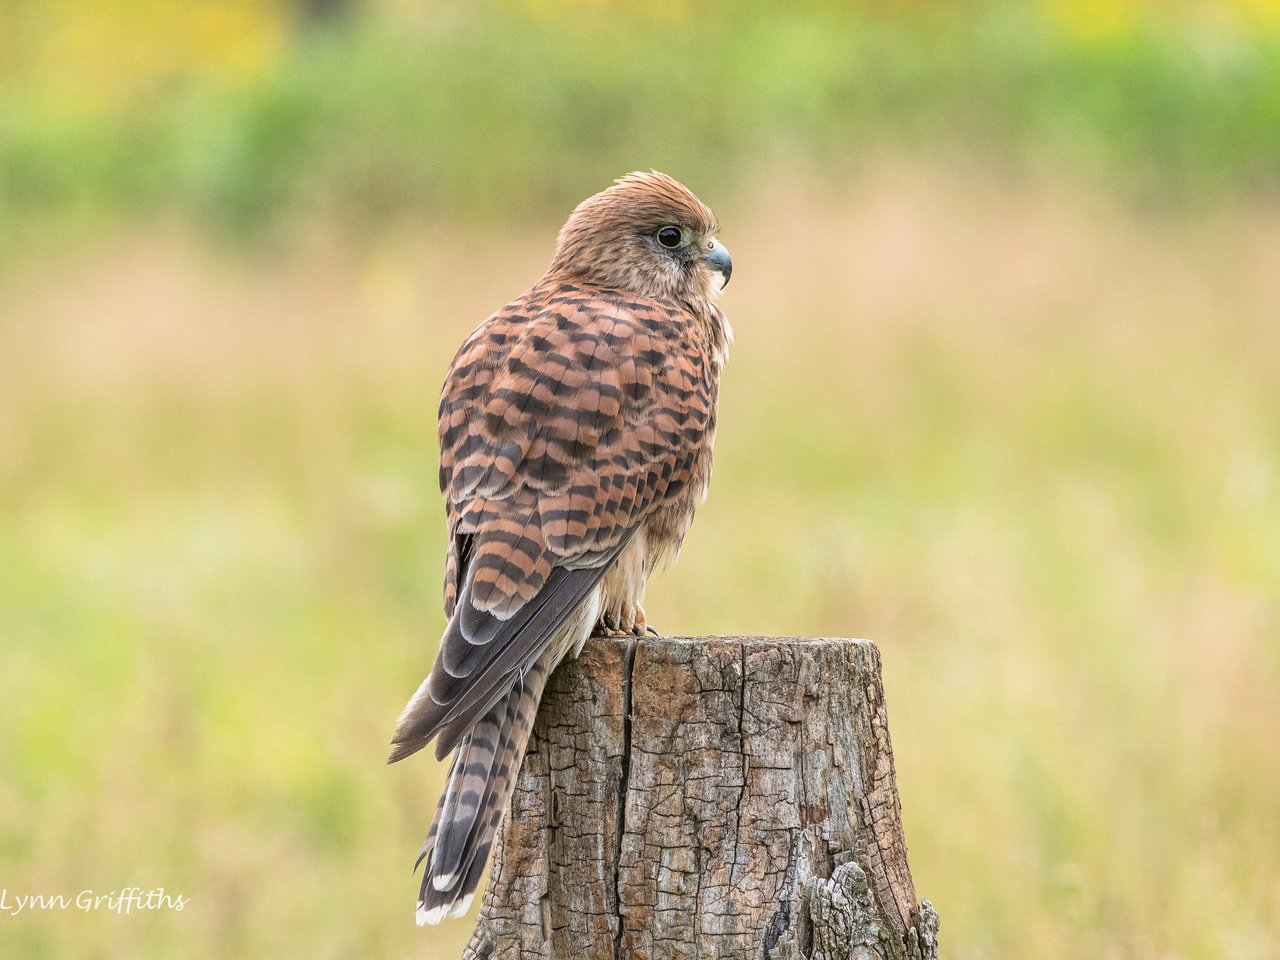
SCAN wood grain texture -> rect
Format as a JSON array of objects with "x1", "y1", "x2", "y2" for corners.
[{"x1": 460, "y1": 636, "x2": 938, "y2": 960}]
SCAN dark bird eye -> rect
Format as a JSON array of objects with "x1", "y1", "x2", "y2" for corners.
[{"x1": 656, "y1": 226, "x2": 684, "y2": 249}]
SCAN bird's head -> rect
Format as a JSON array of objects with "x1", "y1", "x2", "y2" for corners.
[{"x1": 550, "y1": 171, "x2": 732, "y2": 304}]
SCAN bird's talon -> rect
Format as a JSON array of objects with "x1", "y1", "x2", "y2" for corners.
[{"x1": 592, "y1": 615, "x2": 633, "y2": 638}]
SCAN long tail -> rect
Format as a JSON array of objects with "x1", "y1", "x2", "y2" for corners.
[
  {"x1": 391, "y1": 559, "x2": 612, "y2": 923},
  {"x1": 412, "y1": 655, "x2": 552, "y2": 925}
]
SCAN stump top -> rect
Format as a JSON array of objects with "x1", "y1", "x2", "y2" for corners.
[{"x1": 588, "y1": 634, "x2": 877, "y2": 651}]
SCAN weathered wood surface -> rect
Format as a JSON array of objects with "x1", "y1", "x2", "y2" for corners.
[{"x1": 461, "y1": 636, "x2": 938, "y2": 960}]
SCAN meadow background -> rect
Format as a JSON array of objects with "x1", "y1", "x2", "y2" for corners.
[{"x1": 3, "y1": 1, "x2": 1280, "y2": 958}]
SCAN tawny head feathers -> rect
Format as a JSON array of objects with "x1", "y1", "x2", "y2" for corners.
[{"x1": 550, "y1": 171, "x2": 732, "y2": 303}]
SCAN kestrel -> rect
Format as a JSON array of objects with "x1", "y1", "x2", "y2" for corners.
[{"x1": 388, "y1": 171, "x2": 733, "y2": 925}]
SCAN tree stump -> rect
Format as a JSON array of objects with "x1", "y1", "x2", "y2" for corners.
[{"x1": 461, "y1": 636, "x2": 938, "y2": 960}]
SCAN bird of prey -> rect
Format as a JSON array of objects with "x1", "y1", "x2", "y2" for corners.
[{"x1": 388, "y1": 171, "x2": 733, "y2": 925}]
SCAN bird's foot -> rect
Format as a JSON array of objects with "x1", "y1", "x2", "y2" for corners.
[
  {"x1": 632, "y1": 606, "x2": 662, "y2": 638},
  {"x1": 592, "y1": 605, "x2": 662, "y2": 638},
  {"x1": 591, "y1": 610, "x2": 632, "y2": 638}
]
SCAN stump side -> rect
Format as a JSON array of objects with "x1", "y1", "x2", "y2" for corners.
[{"x1": 462, "y1": 637, "x2": 937, "y2": 960}]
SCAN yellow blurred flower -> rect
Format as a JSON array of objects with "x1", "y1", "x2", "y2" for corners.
[
  {"x1": 11, "y1": 0, "x2": 288, "y2": 112},
  {"x1": 1049, "y1": 0, "x2": 1280, "y2": 39}
]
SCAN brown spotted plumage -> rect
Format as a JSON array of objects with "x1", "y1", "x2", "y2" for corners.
[{"x1": 388, "y1": 171, "x2": 732, "y2": 925}]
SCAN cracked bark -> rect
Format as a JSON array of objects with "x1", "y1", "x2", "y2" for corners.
[{"x1": 460, "y1": 637, "x2": 938, "y2": 960}]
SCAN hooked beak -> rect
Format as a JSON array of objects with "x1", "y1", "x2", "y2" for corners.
[{"x1": 702, "y1": 238, "x2": 732, "y2": 286}]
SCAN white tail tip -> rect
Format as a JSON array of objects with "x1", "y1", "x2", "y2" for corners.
[
  {"x1": 447, "y1": 893, "x2": 474, "y2": 919},
  {"x1": 416, "y1": 902, "x2": 448, "y2": 926}
]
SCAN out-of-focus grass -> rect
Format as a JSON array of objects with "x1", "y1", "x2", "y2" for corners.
[
  {"x1": 1, "y1": 165, "x2": 1278, "y2": 958},
  {"x1": 3, "y1": 1, "x2": 1280, "y2": 257}
]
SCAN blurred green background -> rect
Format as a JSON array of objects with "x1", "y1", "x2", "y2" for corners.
[{"x1": 2, "y1": 1, "x2": 1279, "y2": 958}]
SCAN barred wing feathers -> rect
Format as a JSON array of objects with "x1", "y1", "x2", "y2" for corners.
[{"x1": 391, "y1": 280, "x2": 716, "y2": 765}]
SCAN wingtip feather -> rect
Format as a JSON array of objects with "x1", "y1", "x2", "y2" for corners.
[{"x1": 432, "y1": 870, "x2": 458, "y2": 892}]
